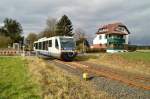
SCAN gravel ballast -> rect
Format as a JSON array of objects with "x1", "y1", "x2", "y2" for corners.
[{"x1": 49, "y1": 60, "x2": 150, "y2": 99}]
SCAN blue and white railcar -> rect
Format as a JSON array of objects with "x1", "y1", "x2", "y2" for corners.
[{"x1": 33, "y1": 36, "x2": 77, "y2": 61}]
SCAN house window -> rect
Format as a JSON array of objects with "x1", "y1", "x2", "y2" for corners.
[
  {"x1": 104, "y1": 35, "x2": 106, "y2": 39},
  {"x1": 106, "y1": 35, "x2": 108, "y2": 39},
  {"x1": 99, "y1": 35, "x2": 102, "y2": 39}
]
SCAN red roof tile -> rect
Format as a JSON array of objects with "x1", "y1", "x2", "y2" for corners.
[{"x1": 96, "y1": 22, "x2": 130, "y2": 35}]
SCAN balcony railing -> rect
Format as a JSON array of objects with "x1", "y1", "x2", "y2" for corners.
[{"x1": 107, "y1": 37, "x2": 125, "y2": 44}]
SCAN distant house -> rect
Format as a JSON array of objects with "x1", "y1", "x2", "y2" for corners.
[{"x1": 92, "y1": 22, "x2": 130, "y2": 53}]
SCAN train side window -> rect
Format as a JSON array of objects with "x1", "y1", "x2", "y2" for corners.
[
  {"x1": 41, "y1": 42, "x2": 43, "y2": 50},
  {"x1": 39, "y1": 42, "x2": 42, "y2": 50},
  {"x1": 43, "y1": 42, "x2": 45, "y2": 50},
  {"x1": 37, "y1": 43, "x2": 38, "y2": 49},
  {"x1": 39, "y1": 42, "x2": 41, "y2": 49},
  {"x1": 55, "y1": 39, "x2": 59, "y2": 49},
  {"x1": 35, "y1": 43, "x2": 38, "y2": 49},
  {"x1": 34, "y1": 43, "x2": 36, "y2": 49},
  {"x1": 46, "y1": 41, "x2": 48, "y2": 50},
  {"x1": 37, "y1": 43, "x2": 39, "y2": 49},
  {"x1": 49, "y1": 40, "x2": 52, "y2": 47},
  {"x1": 35, "y1": 43, "x2": 36, "y2": 49}
]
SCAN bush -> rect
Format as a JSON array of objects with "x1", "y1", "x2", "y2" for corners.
[
  {"x1": 0, "y1": 35, "x2": 12, "y2": 48},
  {"x1": 124, "y1": 45, "x2": 137, "y2": 52},
  {"x1": 86, "y1": 48, "x2": 106, "y2": 53}
]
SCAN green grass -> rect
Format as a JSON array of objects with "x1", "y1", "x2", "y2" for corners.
[
  {"x1": 119, "y1": 52, "x2": 150, "y2": 62},
  {"x1": 0, "y1": 57, "x2": 41, "y2": 99}
]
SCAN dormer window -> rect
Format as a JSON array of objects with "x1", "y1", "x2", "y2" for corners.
[
  {"x1": 116, "y1": 26, "x2": 125, "y2": 32},
  {"x1": 98, "y1": 28, "x2": 108, "y2": 32}
]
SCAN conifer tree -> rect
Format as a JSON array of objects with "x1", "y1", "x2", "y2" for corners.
[{"x1": 55, "y1": 15, "x2": 73, "y2": 36}]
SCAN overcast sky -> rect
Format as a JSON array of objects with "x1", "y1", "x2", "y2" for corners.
[{"x1": 0, "y1": 0, "x2": 150, "y2": 45}]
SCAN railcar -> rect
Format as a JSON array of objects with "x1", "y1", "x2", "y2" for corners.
[{"x1": 33, "y1": 36, "x2": 77, "y2": 61}]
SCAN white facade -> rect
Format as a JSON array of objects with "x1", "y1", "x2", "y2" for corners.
[
  {"x1": 93, "y1": 34, "x2": 107, "y2": 45},
  {"x1": 125, "y1": 35, "x2": 129, "y2": 44},
  {"x1": 106, "y1": 49, "x2": 127, "y2": 53},
  {"x1": 93, "y1": 34, "x2": 129, "y2": 53}
]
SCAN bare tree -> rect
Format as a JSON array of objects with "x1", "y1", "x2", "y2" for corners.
[
  {"x1": 74, "y1": 28, "x2": 86, "y2": 40},
  {"x1": 38, "y1": 17, "x2": 57, "y2": 38},
  {"x1": 42, "y1": 17, "x2": 57, "y2": 38},
  {"x1": 74, "y1": 28, "x2": 90, "y2": 53},
  {"x1": 46, "y1": 17, "x2": 57, "y2": 32},
  {"x1": 26, "y1": 33, "x2": 38, "y2": 50}
]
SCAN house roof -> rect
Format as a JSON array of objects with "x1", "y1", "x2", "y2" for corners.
[{"x1": 96, "y1": 22, "x2": 130, "y2": 35}]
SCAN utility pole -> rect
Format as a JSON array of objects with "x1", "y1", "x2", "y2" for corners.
[
  {"x1": 82, "y1": 39, "x2": 85, "y2": 54},
  {"x1": 22, "y1": 45, "x2": 25, "y2": 57}
]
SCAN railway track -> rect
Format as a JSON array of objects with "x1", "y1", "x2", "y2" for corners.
[{"x1": 53, "y1": 60, "x2": 150, "y2": 90}]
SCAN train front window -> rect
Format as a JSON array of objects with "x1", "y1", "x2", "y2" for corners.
[{"x1": 60, "y1": 38, "x2": 75, "y2": 49}]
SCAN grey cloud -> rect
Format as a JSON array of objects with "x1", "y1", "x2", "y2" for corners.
[{"x1": 0, "y1": 0, "x2": 150, "y2": 45}]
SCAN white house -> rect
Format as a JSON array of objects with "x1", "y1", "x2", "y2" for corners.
[{"x1": 92, "y1": 22, "x2": 130, "y2": 53}]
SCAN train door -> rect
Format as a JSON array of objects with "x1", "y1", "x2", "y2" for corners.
[{"x1": 50, "y1": 37, "x2": 61, "y2": 58}]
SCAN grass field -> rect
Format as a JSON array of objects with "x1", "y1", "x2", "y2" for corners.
[
  {"x1": 0, "y1": 56, "x2": 113, "y2": 99},
  {"x1": 119, "y1": 52, "x2": 150, "y2": 62},
  {"x1": 76, "y1": 52, "x2": 150, "y2": 76},
  {"x1": 0, "y1": 57, "x2": 41, "y2": 99}
]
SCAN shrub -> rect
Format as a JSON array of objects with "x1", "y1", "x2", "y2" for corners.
[
  {"x1": 86, "y1": 48, "x2": 106, "y2": 53},
  {"x1": 0, "y1": 35, "x2": 12, "y2": 48},
  {"x1": 124, "y1": 45, "x2": 137, "y2": 52}
]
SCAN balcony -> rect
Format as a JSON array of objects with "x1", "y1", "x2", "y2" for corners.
[{"x1": 107, "y1": 37, "x2": 125, "y2": 44}]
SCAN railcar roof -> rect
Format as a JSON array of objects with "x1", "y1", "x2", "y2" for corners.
[{"x1": 34, "y1": 36, "x2": 73, "y2": 43}]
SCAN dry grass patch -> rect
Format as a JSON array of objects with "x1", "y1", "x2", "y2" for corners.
[{"x1": 26, "y1": 57, "x2": 113, "y2": 99}]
